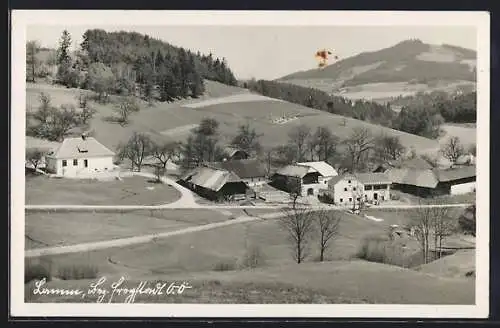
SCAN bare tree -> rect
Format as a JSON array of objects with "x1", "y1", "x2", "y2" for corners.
[
  {"x1": 286, "y1": 178, "x2": 302, "y2": 209},
  {"x1": 411, "y1": 201, "x2": 452, "y2": 264},
  {"x1": 153, "y1": 164, "x2": 166, "y2": 183},
  {"x1": 315, "y1": 210, "x2": 341, "y2": 262},
  {"x1": 26, "y1": 40, "x2": 40, "y2": 82},
  {"x1": 117, "y1": 132, "x2": 153, "y2": 172},
  {"x1": 312, "y1": 126, "x2": 338, "y2": 162},
  {"x1": 344, "y1": 127, "x2": 374, "y2": 172},
  {"x1": 231, "y1": 123, "x2": 262, "y2": 157},
  {"x1": 432, "y1": 208, "x2": 455, "y2": 258},
  {"x1": 26, "y1": 148, "x2": 45, "y2": 171},
  {"x1": 441, "y1": 136, "x2": 465, "y2": 164},
  {"x1": 151, "y1": 141, "x2": 181, "y2": 169},
  {"x1": 113, "y1": 96, "x2": 140, "y2": 125},
  {"x1": 50, "y1": 104, "x2": 80, "y2": 141},
  {"x1": 288, "y1": 124, "x2": 311, "y2": 162},
  {"x1": 375, "y1": 134, "x2": 406, "y2": 162},
  {"x1": 279, "y1": 206, "x2": 315, "y2": 264}
]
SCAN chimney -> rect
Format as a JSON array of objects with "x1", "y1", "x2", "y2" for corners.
[{"x1": 81, "y1": 132, "x2": 87, "y2": 141}]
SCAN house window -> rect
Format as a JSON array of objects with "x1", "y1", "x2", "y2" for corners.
[
  {"x1": 353, "y1": 187, "x2": 356, "y2": 191},
  {"x1": 357, "y1": 197, "x2": 360, "y2": 201},
  {"x1": 84, "y1": 159, "x2": 88, "y2": 168},
  {"x1": 348, "y1": 180, "x2": 351, "y2": 184},
  {"x1": 364, "y1": 185, "x2": 370, "y2": 190},
  {"x1": 62, "y1": 160, "x2": 67, "y2": 167},
  {"x1": 339, "y1": 198, "x2": 343, "y2": 203},
  {"x1": 73, "y1": 159, "x2": 78, "y2": 166},
  {"x1": 349, "y1": 197, "x2": 352, "y2": 202},
  {"x1": 344, "y1": 187, "x2": 348, "y2": 191}
]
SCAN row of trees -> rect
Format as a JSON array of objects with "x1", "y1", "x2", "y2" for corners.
[
  {"x1": 279, "y1": 207, "x2": 341, "y2": 263},
  {"x1": 26, "y1": 29, "x2": 238, "y2": 102}
]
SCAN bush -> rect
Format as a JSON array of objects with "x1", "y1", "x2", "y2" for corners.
[
  {"x1": 25, "y1": 261, "x2": 52, "y2": 283},
  {"x1": 459, "y1": 205, "x2": 476, "y2": 236},
  {"x1": 57, "y1": 264, "x2": 99, "y2": 280},
  {"x1": 356, "y1": 235, "x2": 406, "y2": 266},
  {"x1": 212, "y1": 260, "x2": 237, "y2": 272},
  {"x1": 239, "y1": 245, "x2": 266, "y2": 269}
]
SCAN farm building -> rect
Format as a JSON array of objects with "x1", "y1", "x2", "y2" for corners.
[
  {"x1": 372, "y1": 157, "x2": 434, "y2": 173},
  {"x1": 356, "y1": 172, "x2": 392, "y2": 203},
  {"x1": 321, "y1": 172, "x2": 391, "y2": 206},
  {"x1": 213, "y1": 159, "x2": 268, "y2": 187},
  {"x1": 296, "y1": 161, "x2": 338, "y2": 185},
  {"x1": 44, "y1": 134, "x2": 115, "y2": 177},
  {"x1": 178, "y1": 166, "x2": 249, "y2": 202},
  {"x1": 387, "y1": 165, "x2": 476, "y2": 197},
  {"x1": 270, "y1": 164, "x2": 327, "y2": 197},
  {"x1": 222, "y1": 146, "x2": 250, "y2": 161}
]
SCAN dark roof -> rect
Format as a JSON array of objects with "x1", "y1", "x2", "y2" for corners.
[
  {"x1": 356, "y1": 172, "x2": 392, "y2": 185},
  {"x1": 433, "y1": 165, "x2": 476, "y2": 182},
  {"x1": 384, "y1": 157, "x2": 435, "y2": 170},
  {"x1": 386, "y1": 168, "x2": 439, "y2": 189},
  {"x1": 212, "y1": 159, "x2": 267, "y2": 179},
  {"x1": 180, "y1": 166, "x2": 243, "y2": 192}
]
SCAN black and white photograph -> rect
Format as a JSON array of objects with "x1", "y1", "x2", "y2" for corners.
[{"x1": 10, "y1": 10, "x2": 490, "y2": 318}]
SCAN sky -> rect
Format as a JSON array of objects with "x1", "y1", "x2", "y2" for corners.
[{"x1": 27, "y1": 25, "x2": 477, "y2": 80}]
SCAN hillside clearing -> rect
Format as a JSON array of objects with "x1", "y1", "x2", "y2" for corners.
[
  {"x1": 26, "y1": 175, "x2": 181, "y2": 206},
  {"x1": 26, "y1": 82, "x2": 439, "y2": 154},
  {"x1": 440, "y1": 124, "x2": 477, "y2": 147}
]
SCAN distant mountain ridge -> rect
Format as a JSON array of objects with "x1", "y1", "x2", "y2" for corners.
[{"x1": 277, "y1": 40, "x2": 476, "y2": 101}]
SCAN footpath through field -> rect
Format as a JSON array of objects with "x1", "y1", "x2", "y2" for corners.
[{"x1": 25, "y1": 203, "x2": 471, "y2": 258}]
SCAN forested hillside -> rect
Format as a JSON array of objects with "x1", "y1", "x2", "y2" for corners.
[
  {"x1": 27, "y1": 29, "x2": 238, "y2": 102},
  {"x1": 247, "y1": 79, "x2": 476, "y2": 139},
  {"x1": 246, "y1": 79, "x2": 396, "y2": 128}
]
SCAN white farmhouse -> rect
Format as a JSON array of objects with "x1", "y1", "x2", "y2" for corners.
[{"x1": 45, "y1": 135, "x2": 115, "y2": 177}]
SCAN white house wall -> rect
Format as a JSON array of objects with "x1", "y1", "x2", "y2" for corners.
[
  {"x1": 363, "y1": 184, "x2": 391, "y2": 202},
  {"x1": 450, "y1": 182, "x2": 476, "y2": 195},
  {"x1": 56, "y1": 156, "x2": 114, "y2": 177},
  {"x1": 332, "y1": 179, "x2": 364, "y2": 205}
]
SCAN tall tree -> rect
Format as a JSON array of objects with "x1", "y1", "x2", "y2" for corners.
[
  {"x1": 279, "y1": 206, "x2": 315, "y2": 264},
  {"x1": 86, "y1": 62, "x2": 115, "y2": 102},
  {"x1": 26, "y1": 40, "x2": 40, "y2": 82},
  {"x1": 374, "y1": 134, "x2": 406, "y2": 162},
  {"x1": 113, "y1": 96, "x2": 140, "y2": 125},
  {"x1": 117, "y1": 132, "x2": 153, "y2": 172},
  {"x1": 312, "y1": 126, "x2": 338, "y2": 162},
  {"x1": 56, "y1": 30, "x2": 73, "y2": 85},
  {"x1": 288, "y1": 124, "x2": 311, "y2": 162},
  {"x1": 344, "y1": 127, "x2": 374, "y2": 172},
  {"x1": 315, "y1": 210, "x2": 341, "y2": 262},
  {"x1": 441, "y1": 136, "x2": 465, "y2": 164},
  {"x1": 231, "y1": 123, "x2": 262, "y2": 157}
]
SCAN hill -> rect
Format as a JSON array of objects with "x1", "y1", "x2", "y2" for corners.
[
  {"x1": 26, "y1": 80, "x2": 439, "y2": 154},
  {"x1": 26, "y1": 260, "x2": 474, "y2": 304},
  {"x1": 278, "y1": 40, "x2": 476, "y2": 102}
]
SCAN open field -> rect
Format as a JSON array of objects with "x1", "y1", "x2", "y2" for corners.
[
  {"x1": 27, "y1": 209, "x2": 386, "y2": 276},
  {"x1": 440, "y1": 124, "x2": 477, "y2": 147},
  {"x1": 25, "y1": 209, "x2": 229, "y2": 249},
  {"x1": 282, "y1": 79, "x2": 476, "y2": 103},
  {"x1": 416, "y1": 249, "x2": 475, "y2": 278},
  {"x1": 27, "y1": 81, "x2": 439, "y2": 154},
  {"x1": 25, "y1": 259, "x2": 474, "y2": 304},
  {"x1": 26, "y1": 175, "x2": 181, "y2": 206},
  {"x1": 25, "y1": 207, "x2": 475, "y2": 304},
  {"x1": 391, "y1": 190, "x2": 476, "y2": 205}
]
